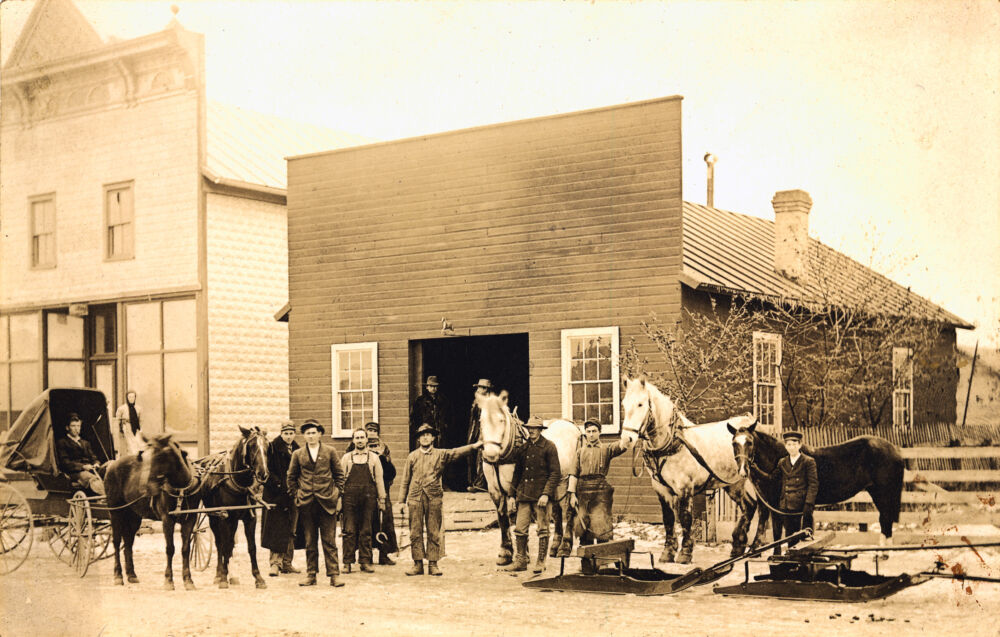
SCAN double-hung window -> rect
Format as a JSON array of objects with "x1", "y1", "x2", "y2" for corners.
[
  {"x1": 892, "y1": 347, "x2": 913, "y2": 428},
  {"x1": 30, "y1": 195, "x2": 56, "y2": 268},
  {"x1": 561, "y1": 327, "x2": 620, "y2": 433},
  {"x1": 331, "y1": 342, "x2": 378, "y2": 438},
  {"x1": 753, "y1": 331, "x2": 782, "y2": 430},
  {"x1": 105, "y1": 182, "x2": 134, "y2": 260}
]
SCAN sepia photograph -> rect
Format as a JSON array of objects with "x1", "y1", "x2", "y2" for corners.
[{"x1": 1, "y1": 0, "x2": 998, "y2": 635}]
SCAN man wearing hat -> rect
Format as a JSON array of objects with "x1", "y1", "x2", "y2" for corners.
[
  {"x1": 262, "y1": 421, "x2": 303, "y2": 576},
  {"x1": 466, "y1": 378, "x2": 493, "y2": 491},
  {"x1": 287, "y1": 419, "x2": 346, "y2": 587},
  {"x1": 507, "y1": 415, "x2": 561, "y2": 573},
  {"x1": 346, "y1": 421, "x2": 399, "y2": 566},
  {"x1": 399, "y1": 423, "x2": 483, "y2": 576},
  {"x1": 409, "y1": 375, "x2": 449, "y2": 450},
  {"x1": 566, "y1": 419, "x2": 629, "y2": 569},
  {"x1": 761, "y1": 430, "x2": 818, "y2": 551},
  {"x1": 56, "y1": 412, "x2": 106, "y2": 495}
]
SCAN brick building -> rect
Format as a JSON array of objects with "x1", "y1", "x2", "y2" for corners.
[{"x1": 0, "y1": 0, "x2": 367, "y2": 452}]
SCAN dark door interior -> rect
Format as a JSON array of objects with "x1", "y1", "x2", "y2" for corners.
[{"x1": 414, "y1": 333, "x2": 529, "y2": 491}]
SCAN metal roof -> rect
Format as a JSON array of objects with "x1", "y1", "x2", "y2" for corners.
[
  {"x1": 681, "y1": 201, "x2": 971, "y2": 328},
  {"x1": 205, "y1": 101, "x2": 373, "y2": 191}
]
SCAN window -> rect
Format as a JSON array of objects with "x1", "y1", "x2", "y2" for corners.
[
  {"x1": 30, "y1": 195, "x2": 56, "y2": 268},
  {"x1": 561, "y1": 327, "x2": 620, "y2": 433},
  {"x1": 892, "y1": 347, "x2": 913, "y2": 429},
  {"x1": 753, "y1": 332, "x2": 782, "y2": 430},
  {"x1": 46, "y1": 311, "x2": 85, "y2": 388},
  {"x1": 105, "y1": 182, "x2": 134, "y2": 260},
  {"x1": 331, "y1": 342, "x2": 378, "y2": 438},
  {"x1": 0, "y1": 313, "x2": 42, "y2": 432}
]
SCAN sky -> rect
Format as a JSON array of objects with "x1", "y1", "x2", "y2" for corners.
[{"x1": 3, "y1": 0, "x2": 999, "y2": 347}]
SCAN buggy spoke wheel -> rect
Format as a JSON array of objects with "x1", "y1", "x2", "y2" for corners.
[
  {"x1": 47, "y1": 523, "x2": 77, "y2": 564},
  {"x1": 93, "y1": 522, "x2": 114, "y2": 561},
  {"x1": 191, "y1": 512, "x2": 212, "y2": 571},
  {"x1": 68, "y1": 492, "x2": 95, "y2": 577},
  {"x1": 0, "y1": 483, "x2": 34, "y2": 575}
]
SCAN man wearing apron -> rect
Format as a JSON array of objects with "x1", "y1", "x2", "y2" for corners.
[{"x1": 339, "y1": 428, "x2": 387, "y2": 574}]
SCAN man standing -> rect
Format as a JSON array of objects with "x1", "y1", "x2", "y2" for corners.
[
  {"x1": 287, "y1": 419, "x2": 346, "y2": 587},
  {"x1": 262, "y1": 421, "x2": 301, "y2": 577},
  {"x1": 56, "y1": 413, "x2": 105, "y2": 495},
  {"x1": 399, "y1": 423, "x2": 482, "y2": 576},
  {"x1": 364, "y1": 421, "x2": 398, "y2": 565},
  {"x1": 338, "y1": 428, "x2": 387, "y2": 574},
  {"x1": 566, "y1": 420, "x2": 628, "y2": 569},
  {"x1": 507, "y1": 416, "x2": 561, "y2": 574},
  {"x1": 466, "y1": 378, "x2": 493, "y2": 491},
  {"x1": 409, "y1": 376, "x2": 448, "y2": 448},
  {"x1": 765, "y1": 430, "x2": 819, "y2": 552},
  {"x1": 113, "y1": 390, "x2": 143, "y2": 456}
]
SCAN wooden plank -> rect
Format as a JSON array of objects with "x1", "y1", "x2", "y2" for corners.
[
  {"x1": 815, "y1": 510, "x2": 1000, "y2": 525},
  {"x1": 827, "y1": 531, "x2": 1000, "y2": 546},
  {"x1": 902, "y1": 447, "x2": 1000, "y2": 459},
  {"x1": 906, "y1": 470, "x2": 1000, "y2": 483},
  {"x1": 842, "y1": 491, "x2": 995, "y2": 505}
]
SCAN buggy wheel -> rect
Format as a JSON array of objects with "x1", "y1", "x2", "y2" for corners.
[
  {"x1": 191, "y1": 512, "x2": 212, "y2": 571},
  {"x1": 0, "y1": 482, "x2": 34, "y2": 575},
  {"x1": 93, "y1": 522, "x2": 114, "y2": 561},
  {"x1": 47, "y1": 522, "x2": 77, "y2": 564},
  {"x1": 68, "y1": 492, "x2": 95, "y2": 577}
]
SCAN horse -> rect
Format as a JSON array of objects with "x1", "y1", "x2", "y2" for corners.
[
  {"x1": 198, "y1": 425, "x2": 270, "y2": 589},
  {"x1": 727, "y1": 421, "x2": 904, "y2": 542},
  {"x1": 478, "y1": 394, "x2": 582, "y2": 565},
  {"x1": 619, "y1": 377, "x2": 766, "y2": 563},
  {"x1": 104, "y1": 433, "x2": 201, "y2": 590}
]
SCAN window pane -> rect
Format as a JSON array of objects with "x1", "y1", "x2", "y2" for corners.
[
  {"x1": 598, "y1": 358, "x2": 611, "y2": 380},
  {"x1": 572, "y1": 405, "x2": 585, "y2": 422},
  {"x1": 164, "y1": 352, "x2": 197, "y2": 434},
  {"x1": 572, "y1": 383, "x2": 585, "y2": 404},
  {"x1": 10, "y1": 313, "x2": 39, "y2": 361},
  {"x1": 127, "y1": 353, "x2": 162, "y2": 434},
  {"x1": 91, "y1": 308, "x2": 117, "y2": 355},
  {"x1": 585, "y1": 361, "x2": 597, "y2": 381},
  {"x1": 10, "y1": 361, "x2": 41, "y2": 410},
  {"x1": 162, "y1": 299, "x2": 196, "y2": 350},
  {"x1": 571, "y1": 338, "x2": 585, "y2": 361},
  {"x1": 570, "y1": 360, "x2": 583, "y2": 382},
  {"x1": 0, "y1": 365, "x2": 8, "y2": 411},
  {"x1": 47, "y1": 313, "x2": 84, "y2": 359},
  {"x1": 126, "y1": 302, "x2": 161, "y2": 351},
  {"x1": 586, "y1": 383, "x2": 599, "y2": 404},
  {"x1": 599, "y1": 403, "x2": 613, "y2": 425},
  {"x1": 340, "y1": 393, "x2": 351, "y2": 410},
  {"x1": 0, "y1": 316, "x2": 8, "y2": 361},
  {"x1": 598, "y1": 381, "x2": 612, "y2": 402},
  {"x1": 338, "y1": 352, "x2": 351, "y2": 375},
  {"x1": 48, "y1": 361, "x2": 85, "y2": 388}
]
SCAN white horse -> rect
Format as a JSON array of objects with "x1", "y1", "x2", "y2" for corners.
[
  {"x1": 619, "y1": 377, "x2": 767, "y2": 563},
  {"x1": 478, "y1": 394, "x2": 582, "y2": 565}
]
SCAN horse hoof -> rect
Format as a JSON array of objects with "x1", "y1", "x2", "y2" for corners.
[
  {"x1": 127, "y1": 575, "x2": 140, "y2": 584},
  {"x1": 219, "y1": 580, "x2": 229, "y2": 590},
  {"x1": 184, "y1": 580, "x2": 197, "y2": 591},
  {"x1": 114, "y1": 577, "x2": 124, "y2": 586},
  {"x1": 229, "y1": 576, "x2": 239, "y2": 585},
  {"x1": 496, "y1": 555, "x2": 513, "y2": 566},
  {"x1": 676, "y1": 552, "x2": 693, "y2": 565},
  {"x1": 163, "y1": 581, "x2": 175, "y2": 591},
  {"x1": 658, "y1": 551, "x2": 675, "y2": 563},
  {"x1": 256, "y1": 580, "x2": 267, "y2": 590}
]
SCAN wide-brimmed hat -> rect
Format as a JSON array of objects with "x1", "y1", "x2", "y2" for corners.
[
  {"x1": 426, "y1": 376, "x2": 440, "y2": 387},
  {"x1": 280, "y1": 421, "x2": 296, "y2": 433},
  {"x1": 525, "y1": 415, "x2": 547, "y2": 429},
  {"x1": 473, "y1": 378, "x2": 493, "y2": 390},
  {"x1": 583, "y1": 419, "x2": 602, "y2": 431},
  {"x1": 300, "y1": 419, "x2": 325, "y2": 435},
  {"x1": 416, "y1": 423, "x2": 438, "y2": 436},
  {"x1": 782, "y1": 430, "x2": 803, "y2": 442}
]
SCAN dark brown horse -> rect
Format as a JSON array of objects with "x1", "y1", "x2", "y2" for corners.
[
  {"x1": 104, "y1": 433, "x2": 201, "y2": 590},
  {"x1": 199, "y1": 426, "x2": 270, "y2": 589},
  {"x1": 728, "y1": 421, "x2": 904, "y2": 541}
]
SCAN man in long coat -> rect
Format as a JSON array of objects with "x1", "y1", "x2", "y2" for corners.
[
  {"x1": 409, "y1": 375, "x2": 448, "y2": 448},
  {"x1": 263, "y1": 421, "x2": 303, "y2": 576},
  {"x1": 770, "y1": 430, "x2": 819, "y2": 551}
]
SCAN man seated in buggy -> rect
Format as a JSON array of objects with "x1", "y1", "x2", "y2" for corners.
[{"x1": 56, "y1": 412, "x2": 106, "y2": 495}]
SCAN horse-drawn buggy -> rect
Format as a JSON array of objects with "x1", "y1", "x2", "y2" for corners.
[{"x1": 0, "y1": 388, "x2": 213, "y2": 579}]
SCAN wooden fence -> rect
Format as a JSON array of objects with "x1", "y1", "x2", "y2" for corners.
[{"x1": 711, "y1": 423, "x2": 1000, "y2": 545}]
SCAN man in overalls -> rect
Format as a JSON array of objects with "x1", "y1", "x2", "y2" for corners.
[
  {"x1": 566, "y1": 419, "x2": 628, "y2": 571},
  {"x1": 339, "y1": 428, "x2": 387, "y2": 574}
]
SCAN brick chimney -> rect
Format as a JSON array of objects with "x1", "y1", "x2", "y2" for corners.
[{"x1": 771, "y1": 189, "x2": 812, "y2": 282}]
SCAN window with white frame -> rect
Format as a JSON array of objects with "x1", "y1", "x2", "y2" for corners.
[
  {"x1": 561, "y1": 327, "x2": 619, "y2": 433},
  {"x1": 331, "y1": 342, "x2": 378, "y2": 438},
  {"x1": 30, "y1": 195, "x2": 56, "y2": 268},
  {"x1": 753, "y1": 332, "x2": 782, "y2": 430},
  {"x1": 105, "y1": 182, "x2": 134, "y2": 260},
  {"x1": 892, "y1": 347, "x2": 913, "y2": 428}
]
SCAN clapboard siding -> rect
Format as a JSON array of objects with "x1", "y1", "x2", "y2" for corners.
[{"x1": 288, "y1": 97, "x2": 684, "y2": 519}]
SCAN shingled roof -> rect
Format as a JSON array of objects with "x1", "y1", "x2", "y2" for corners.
[{"x1": 681, "y1": 201, "x2": 971, "y2": 328}]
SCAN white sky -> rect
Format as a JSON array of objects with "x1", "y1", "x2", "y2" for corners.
[{"x1": 4, "y1": 0, "x2": 999, "y2": 346}]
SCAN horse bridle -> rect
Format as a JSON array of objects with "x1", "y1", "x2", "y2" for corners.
[
  {"x1": 732, "y1": 429, "x2": 812, "y2": 518},
  {"x1": 223, "y1": 433, "x2": 269, "y2": 493},
  {"x1": 482, "y1": 404, "x2": 522, "y2": 464}
]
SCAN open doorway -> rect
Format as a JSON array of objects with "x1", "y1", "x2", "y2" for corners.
[{"x1": 410, "y1": 333, "x2": 529, "y2": 491}]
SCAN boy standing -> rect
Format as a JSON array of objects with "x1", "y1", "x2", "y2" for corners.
[{"x1": 772, "y1": 430, "x2": 819, "y2": 550}]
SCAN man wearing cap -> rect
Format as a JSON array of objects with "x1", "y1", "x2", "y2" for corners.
[
  {"x1": 507, "y1": 416, "x2": 561, "y2": 573},
  {"x1": 56, "y1": 413, "x2": 106, "y2": 495},
  {"x1": 566, "y1": 419, "x2": 628, "y2": 568},
  {"x1": 399, "y1": 423, "x2": 483, "y2": 576},
  {"x1": 466, "y1": 378, "x2": 493, "y2": 491},
  {"x1": 409, "y1": 376, "x2": 448, "y2": 449},
  {"x1": 287, "y1": 419, "x2": 346, "y2": 587},
  {"x1": 262, "y1": 421, "x2": 302, "y2": 577},
  {"x1": 759, "y1": 430, "x2": 818, "y2": 551}
]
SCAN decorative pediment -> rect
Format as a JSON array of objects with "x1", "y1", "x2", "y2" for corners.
[{"x1": 4, "y1": 0, "x2": 103, "y2": 71}]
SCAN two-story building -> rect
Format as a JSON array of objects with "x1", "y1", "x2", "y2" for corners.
[{"x1": 0, "y1": 0, "x2": 368, "y2": 453}]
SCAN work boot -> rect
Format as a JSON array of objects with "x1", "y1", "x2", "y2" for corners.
[
  {"x1": 268, "y1": 564, "x2": 280, "y2": 577},
  {"x1": 329, "y1": 575, "x2": 344, "y2": 588},
  {"x1": 360, "y1": 563, "x2": 375, "y2": 574},
  {"x1": 299, "y1": 574, "x2": 317, "y2": 586},
  {"x1": 280, "y1": 563, "x2": 301, "y2": 574},
  {"x1": 378, "y1": 553, "x2": 396, "y2": 566},
  {"x1": 343, "y1": 563, "x2": 352, "y2": 574},
  {"x1": 405, "y1": 560, "x2": 424, "y2": 576},
  {"x1": 507, "y1": 535, "x2": 529, "y2": 572},
  {"x1": 427, "y1": 561, "x2": 442, "y2": 576},
  {"x1": 532, "y1": 537, "x2": 549, "y2": 574}
]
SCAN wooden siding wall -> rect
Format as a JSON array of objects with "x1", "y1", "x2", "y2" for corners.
[{"x1": 287, "y1": 97, "x2": 684, "y2": 519}]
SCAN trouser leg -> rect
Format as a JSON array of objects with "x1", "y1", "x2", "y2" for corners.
[
  {"x1": 533, "y1": 501, "x2": 551, "y2": 538},
  {"x1": 317, "y1": 508, "x2": 340, "y2": 577},
  {"x1": 424, "y1": 496, "x2": 443, "y2": 562},
  {"x1": 358, "y1": 495, "x2": 376, "y2": 564},
  {"x1": 299, "y1": 503, "x2": 319, "y2": 575},
  {"x1": 341, "y1": 494, "x2": 361, "y2": 564},
  {"x1": 408, "y1": 496, "x2": 426, "y2": 561}
]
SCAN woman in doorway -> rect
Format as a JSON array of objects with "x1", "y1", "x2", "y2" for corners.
[{"x1": 114, "y1": 389, "x2": 144, "y2": 456}]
